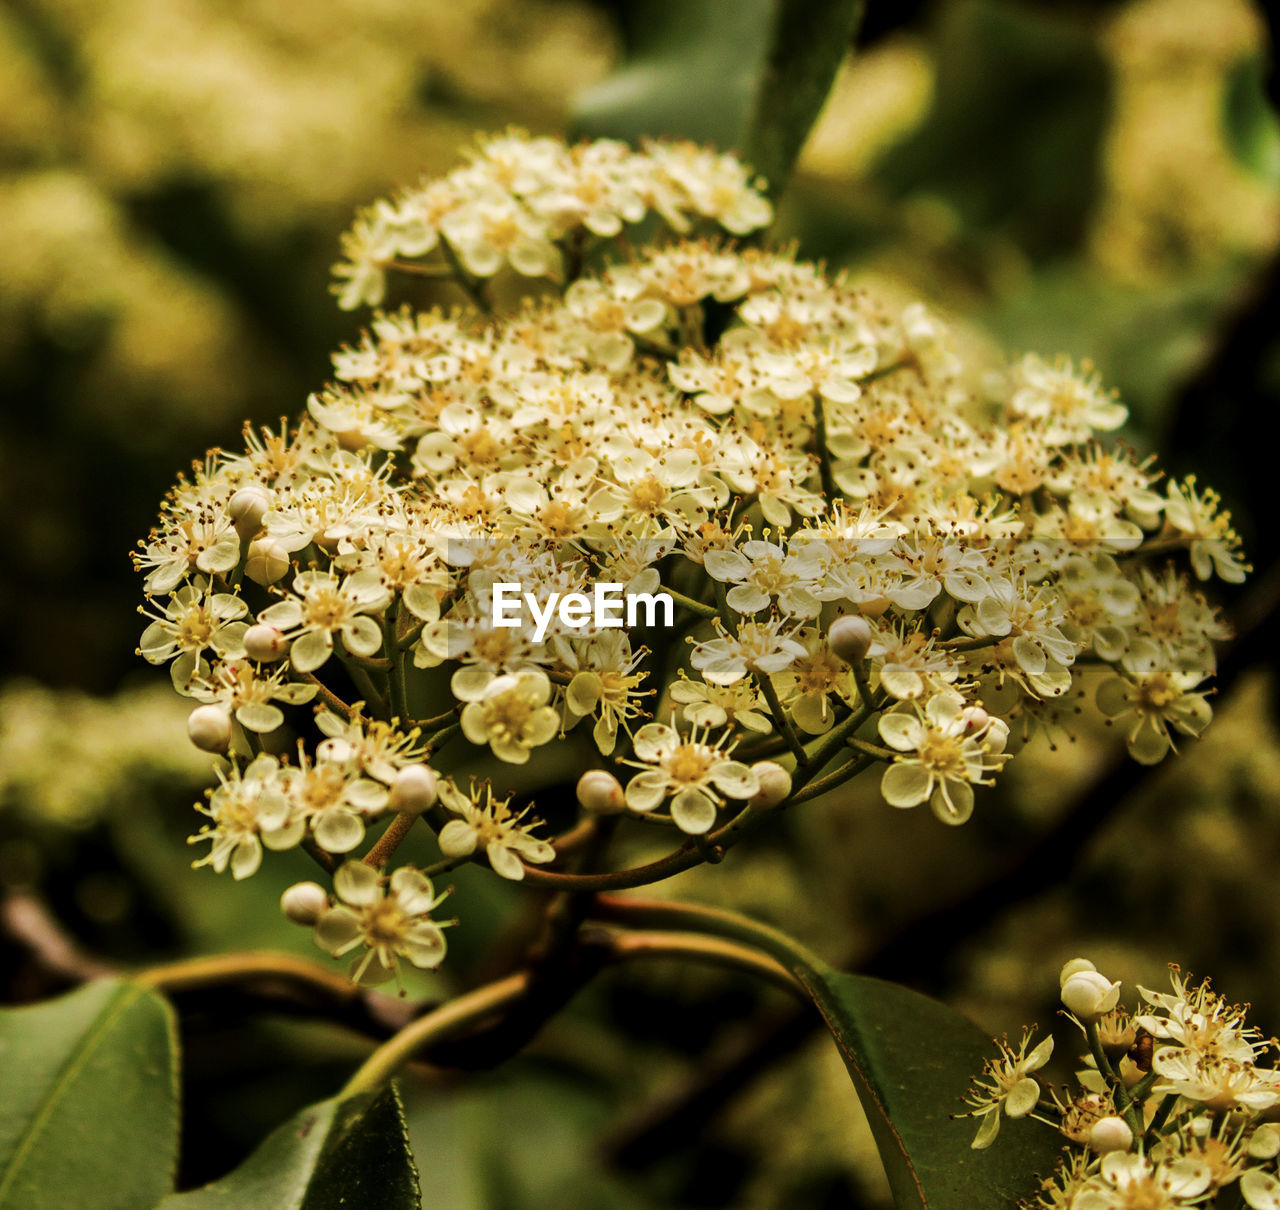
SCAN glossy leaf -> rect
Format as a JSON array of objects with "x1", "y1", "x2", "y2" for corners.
[
  {"x1": 159, "y1": 1084, "x2": 421, "y2": 1210},
  {"x1": 795, "y1": 963, "x2": 1065, "y2": 1210},
  {"x1": 573, "y1": 0, "x2": 864, "y2": 196},
  {"x1": 0, "y1": 978, "x2": 179, "y2": 1210}
]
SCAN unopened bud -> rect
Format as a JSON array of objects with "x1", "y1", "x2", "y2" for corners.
[
  {"x1": 1088, "y1": 1116, "x2": 1133, "y2": 1154},
  {"x1": 228, "y1": 486, "x2": 272, "y2": 539},
  {"x1": 748, "y1": 761, "x2": 792, "y2": 809},
  {"x1": 1060, "y1": 957, "x2": 1098, "y2": 986},
  {"x1": 390, "y1": 764, "x2": 439, "y2": 815},
  {"x1": 280, "y1": 881, "x2": 329, "y2": 926},
  {"x1": 828, "y1": 614, "x2": 873, "y2": 663},
  {"x1": 245, "y1": 537, "x2": 290, "y2": 586},
  {"x1": 1062, "y1": 970, "x2": 1121, "y2": 1020},
  {"x1": 577, "y1": 770, "x2": 625, "y2": 814},
  {"x1": 960, "y1": 705, "x2": 990, "y2": 733},
  {"x1": 243, "y1": 624, "x2": 288, "y2": 662},
  {"x1": 187, "y1": 704, "x2": 232, "y2": 752}
]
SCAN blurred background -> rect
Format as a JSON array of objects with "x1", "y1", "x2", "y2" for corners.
[{"x1": 2, "y1": 0, "x2": 1280, "y2": 1206}]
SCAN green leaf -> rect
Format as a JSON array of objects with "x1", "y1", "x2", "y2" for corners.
[
  {"x1": 573, "y1": 0, "x2": 865, "y2": 197},
  {"x1": 159, "y1": 1084, "x2": 421, "y2": 1210},
  {"x1": 795, "y1": 963, "x2": 1065, "y2": 1210},
  {"x1": 0, "y1": 978, "x2": 179, "y2": 1210}
]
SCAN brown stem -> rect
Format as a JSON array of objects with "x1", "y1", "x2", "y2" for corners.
[{"x1": 363, "y1": 812, "x2": 420, "y2": 869}]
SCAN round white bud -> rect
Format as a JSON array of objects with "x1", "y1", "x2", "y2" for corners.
[
  {"x1": 280, "y1": 881, "x2": 329, "y2": 926},
  {"x1": 245, "y1": 537, "x2": 290, "y2": 586},
  {"x1": 187, "y1": 705, "x2": 232, "y2": 752},
  {"x1": 748, "y1": 761, "x2": 792, "y2": 810},
  {"x1": 1061, "y1": 970, "x2": 1121, "y2": 1020},
  {"x1": 1088, "y1": 1116, "x2": 1133, "y2": 1154},
  {"x1": 243, "y1": 624, "x2": 288, "y2": 662},
  {"x1": 959, "y1": 705, "x2": 990, "y2": 733},
  {"x1": 577, "y1": 770, "x2": 625, "y2": 814},
  {"x1": 1059, "y1": 957, "x2": 1098, "y2": 987},
  {"x1": 228, "y1": 486, "x2": 272, "y2": 539},
  {"x1": 390, "y1": 764, "x2": 439, "y2": 816},
  {"x1": 828, "y1": 614, "x2": 873, "y2": 663}
]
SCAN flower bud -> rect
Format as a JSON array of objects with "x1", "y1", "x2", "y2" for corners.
[
  {"x1": 577, "y1": 770, "x2": 625, "y2": 814},
  {"x1": 960, "y1": 705, "x2": 990, "y2": 733},
  {"x1": 828, "y1": 614, "x2": 873, "y2": 663},
  {"x1": 243, "y1": 624, "x2": 288, "y2": 662},
  {"x1": 245, "y1": 537, "x2": 290, "y2": 586},
  {"x1": 748, "y1": 761, "x2": 792, "y2": 809},
  {"x1": 1088, "y1": 1116, "x2": 1133, "y2": 1154},
  {"x1": 390, "y1": 764, "x2": 439, "y2": 815},
  {"x1": 1060, "y1": 957, "x2": 1098, "y2": 987},
  {"x1": 1062, "y1": 970, "x2": 1121, "y2": 1020},
  {"x1": 280, "y1": 881, "x2": 329, "y2": 926},
  {"x1": 228, "y1": 486, "x2": 272, "y2": 539},
  {"x1": 187, "y1": 704, "x2": 232, "y2": 752}
]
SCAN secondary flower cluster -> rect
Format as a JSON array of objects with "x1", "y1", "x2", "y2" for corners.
[
  {"x1": 331, "y1": 130, "x2": 773, "y2": 310},
  {"x1": 967, "y1": 960, "x2": 1280, "y2": 1209},
  {"x1": 134, "y1": 131, "x2": 1243, "y2": 984}
]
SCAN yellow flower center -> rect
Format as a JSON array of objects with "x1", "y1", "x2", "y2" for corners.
[
  {"x1": 630, "y1": 478, "x2": 668, "y2": 514},
  {"x1": 1137, "y1": 674, "x2": 1176, "y2": 712},
  {"x1": 918, "y1": 733, "x2": 968, "y2": 779},
  {"x1": 304, "y1": 588, "x2": 350, "y2": 631},
  {"x1": 666, "y1": 743, "x2": 714, "y2": 783},
  {"x1": 178, "y1": 606, "x2": 215, "y2": 649},
  {"x1": 362, "y1": 899, "x2": 407, "y2": 947}
]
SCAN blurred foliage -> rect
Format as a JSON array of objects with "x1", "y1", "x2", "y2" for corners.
[{"x1": 3, "y1": 0, "x2": 1280, "y2": 1206}]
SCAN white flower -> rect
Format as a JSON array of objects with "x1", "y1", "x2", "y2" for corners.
[
  {"x1": 1007, "y1": 354, "x2": 1128, "y2": 445},
  {"x1": 1164, "y1": 478, "x2": 1248, "y2": 583},
  {"x1": 313, "y1": 861, "x2": 449, "y2": 987},
  {"x1": 668, "y1": 674, "x2": 773, "y2": 734},
  {"x1": 138, "y1": 579, "x2": 249, "y2": 691},
  {"x1": 1074, "y1": 1152, "x2": 1211, "y2": 1210},
  {"x1": 258, "y1": 569, "x2": 391, "y2": 673},
  {"x1": 690, "y1": 619, "x2": 808, "y2": 686},
  {"x1": 624, "y1": 722, "x2": 759, "y2": 835},
  {"x1": 703, "y1": 539, "x2": 824, "y2": 618},
  {"x1": 878, "y1": 692, "x2": 1007, "y2": 824},
  {"x1": 436, "y1": 780, "x2": 555, "y2": 880},
  {"x1": 459, "y1": 668, "x2": 560, "y2": 764},
  {"x1": 964, "y1": 1030, "x2": 1054, "y2": 1149},
  {"x1": 1096, "y1": 640, "x2": 1212, "y2": 765},
  {"x1": 279, "y1": 747, "x2": 390, "y2": 854},
  {"x1": 190, "y1": 753, "x2": 303, "y2": 880},
  {"x1": 187, "y1": 659, "x2": 317, "y2": 734}
]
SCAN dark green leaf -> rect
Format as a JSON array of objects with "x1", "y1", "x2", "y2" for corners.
[
  {"x1": 795, "y1": 963, "x2": 1065, "y2": 1210},
  {"x1": 0, "y1": 978, "x2": 179, "y2": 1210},
  {"x1": 159, "y1": 1084, "x2": 421, "y2": 1210},
  {"x1": 573, "y1": 0, "x2": 864, "y2": 197}
]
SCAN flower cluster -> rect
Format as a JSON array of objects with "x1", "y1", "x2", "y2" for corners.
[
  {"x1": 967, "y1": 960, "x2": 1280, "y2": 1209},
  {"x1": 134, "y1": 131, "x2": 1244, "y2": 985},
  {"x1": 332, "y1": 130, "x2": 773, "y2": 309}
]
